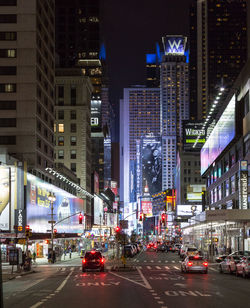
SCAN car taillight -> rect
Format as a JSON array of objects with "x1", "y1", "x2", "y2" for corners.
[
  {"x1": 147, "y1": 245, "x2": 150, "y2": 248},
  {"x1": 187, "y1": 262, "x2": 193, "y2": 266},
  {"x1": 82, "y1": 258, "x2": 86, "y2": 264},
  {"x1": 100, "y1": 258, "x2": 105, "y2": 263},
  {"x1": 203, "y1": 261, "x2": 208, "y2": 267}
]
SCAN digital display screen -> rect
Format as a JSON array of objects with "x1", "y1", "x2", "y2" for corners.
[
  {"x1": 141, "y1": 136, "x2": 162, "y2": 196},
  {"x1": 26, "y1": 174, "x2": 84, "y2": 233},
  {"x1": 177, "y1": 205, "x2": 202, "y2": 216},
  {"x1": 183, "y1": 121, "x2": 206, "y2": 151},
  {"x1": 91, "y1": 99, "x2": 102, "y2": 132},
  {"x1": 201, "y1": 95, "x2": 236, "y2": 175}
]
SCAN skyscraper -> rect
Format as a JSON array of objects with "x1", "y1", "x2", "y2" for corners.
[
  {"x1": 160, "y1": 36, "x2": 189, "y2": 190},
  {"x1": 189, "y1": 0, "x2": 247, "y2": 121},
  {"x1": 120, "y1": 87, "x2": 160, "y2": 205},
  {"x1": 0, "y1": 0, "x2": 55, "y2": 179}
]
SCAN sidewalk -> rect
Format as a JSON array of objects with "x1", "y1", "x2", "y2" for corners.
[{"x1": 2, "y1": 250, "x2": 114, "y2": 282}]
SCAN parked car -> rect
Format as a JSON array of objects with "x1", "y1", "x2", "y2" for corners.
[
  {"x1": 219, "y1": 255, "x2": 242, "y2": 274},
  {"x1": 156, "y1": 243, "x2": 167, "y2": 252},
  {"x1": 236, "y1": 256, "x2": 250, "y2": 278},
  {"x1": 82, "y1": 250, "x2": 105, "y2": 272},
  {"x1": 181, "y1": 255, "x2": 208, "y2": 274}
]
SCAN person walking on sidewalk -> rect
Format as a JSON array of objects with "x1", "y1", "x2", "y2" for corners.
[{"x1": 32, "y1": 251, "x2": 37, "y2": 264}]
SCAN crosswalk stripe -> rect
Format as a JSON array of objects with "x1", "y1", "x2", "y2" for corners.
[
  {"x1": 172, "y1": 261, "x2": 175, "y2": 263},
  {"x1": 209, "y1": 267, "x2": 217, "y2": 272},
  {"x1": 144, "y1": 260, "x2": 147, "y2": 263},
  {"x1": 156, "y1": 266, "x2": 161, "y2": 269},
  {"x1": 165, "y1": 266, "x2": 169, "y2": 269},
  {"x1": 136, "y1": 260, "x2": 139, "y2": 263},
  {"x1": 151, "y1": 260, "x2": 154, "y2": 263},
  {"x1": 174, "y1": 266, "x2": 179, "y2": 270},
  {"x1": 137, "y1": 266, "x2": 142, "y2": 269},
  {"x1": 147, "y1": 266, "x2": 152, "y2": 269},
  {"x1": 71, "y1": 267, "x2": 74, "y2": 271},
  {"x1": 158, "y1": 260, "x2": 161, "y2": 263},
  {"x1": 165, "y1": 260, "x2": 168, "y2": 263},
  {"x1": 61, "y1": 268, "x2": 66, "y2": 272}
]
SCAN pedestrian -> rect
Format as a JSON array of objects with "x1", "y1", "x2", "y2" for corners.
[
  {"x1": 52, "y1": 251, "x2": 56, "y2": 263},
  {"x1": 21, "y1": 251, "x2": 26, "y2": 270},
  {"x1": 32, "y1": 251, "x2": 37, "y2": 264}
]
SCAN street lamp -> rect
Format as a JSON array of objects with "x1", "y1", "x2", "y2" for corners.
[
  {"x1": 191, "y1": 206, "x2": 197, "y2": 245},
  {"x1": 48, "y1": 192, "x2": 56, "y2": 263}
]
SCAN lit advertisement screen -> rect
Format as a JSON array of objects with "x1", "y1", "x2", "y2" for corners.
[
  {"x1": 141, "y1": 200, "x2": 152, "y2": 216},
  {"x1": 91, "y1": 99, "x2": 102, "y2": 132},
  {"x1": 183, "y1": 121, "x2": 206, "y2": 151},
  {"x1": 26, "y1": 174, "x2": 84, "y2": 233},
  {"x1": 94, "y1": 195, "x2": 103, "y2": 225},
  {"x1": 177, "y1": 205, "x2": 202, "y2": 216},
  {"x1": 162, "y1": 36, "x2": 187, "y2": 55},
  {"x1": 141, "y1": 137, "x2": 162, "y2": 196},
  {"x1": 201, "y1": 95, "x2": 236, "y2": 175},
  {"x1": 0, "y1": 167, "x2": 11, "y2": 231}
]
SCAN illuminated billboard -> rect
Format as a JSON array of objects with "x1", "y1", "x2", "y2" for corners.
[
  {"x1": 201, "y1": 95, "x2": 236, "y2": 175},
  {"x1": 141, "y1": 136, "x2": 162, "y2": 196},
  {"x1": 94, "y1": 195, "x2": 103, "y2": 225},
  {"x1": 177, "y1": 204, "x2": 202, "y2": 216},
  {"x1": 183, "y1": 121, "x2": 206, "y2": 152},
  {"x1": 162, "y1": 36, "x2": 187, "y2": 55},
  {"x1": 141, "y1": 200, "x2": 152, "y2": 216},
  {"x1": 187, "y1": 185, "x2": 206, "y2": 202},
  {"x1": 91, "y1": 99, "x2": 102, "y2": 132},
  {"x1": 26, "y1": 174, "x2": 84, "y2": 233}
]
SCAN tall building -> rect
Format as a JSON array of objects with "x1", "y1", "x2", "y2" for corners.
[
  {"x1": 145, "y1": 43, "x2": 162, "y2": 88},
  {"x1": 160, "y1": 36, "x2": 189, "y2": 190},
  {"x1": 54, "y1": 68, "x2": 93, "y2": 224},
  {"x1": 189, "y1": 0, "x2": 247, "y2": 121},
  {"x1": 0, "y1": 0, "x2": 55, "y2": 180},
  {"x1": 120, "y1": 86, "x2": 160, "y2": 208}
]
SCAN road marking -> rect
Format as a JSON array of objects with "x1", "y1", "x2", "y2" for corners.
[
  {"x1": 165, "y1": 266, "x2": 169, "y2": 270},
  {"x1": 151, "y1": 260, "x2": 154, "y2": 263},
  {"x1": 149, "y1": 289, "x2": 155, "y2": 292},
  {"x1": 137, "y1": 267, "x2": 152, "y2": 289},
  {"x1": 152, "y1": 293, "x2": 157, "y2": 296},
  {"x1": 209, "y1": 267, "x2": 217, "y2": 272},
  {"x1": 158, "y1": 301, "x2": 164, "y2": 304},
  {"x1": 136, "y1": 260, "x2": 139, "y2": 263},
  {"x1": 56, "y1": 270, "x2": 73, "y2": 292},
  {"x1": 154, "y1": 297, "x2": 160, "y2": 300},
  {"x1": 165, "y1": 260, "x2": 168, "y2": 263},
  {"x1": 147, "y1": 266, "x2": 152, "y2": 269},
  {"x1": 144, "y1": 260, "x2": 147, "y2": 262},
  {"x1": 109, "y1": 271, "x2": 148, "y2": 289},
  {"x1": 158, "y1": 261, "x2": 162, "y2": 263},
  {"x1": 138, "y1": 266, "x2": 142, "y2": 269},
  {"x1": 71, "y1": 267, "x2": 74, "y2": 270},
  {"x1": 164, "y1": 290, "x2": 211, "y2": 297},
  {"x1": 172, "y1": 261, "x2": 175, "y2": 263},
  {"x1": 174, "y1": 266, "x2": 179, "y2": 270},
  {"x1": 156, "y1": 266, "x2": 161, "y2": 269}
]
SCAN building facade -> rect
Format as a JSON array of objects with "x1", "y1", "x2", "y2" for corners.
[{"x1": 0, "y1": 0, "x2": 55, "y2": 180}]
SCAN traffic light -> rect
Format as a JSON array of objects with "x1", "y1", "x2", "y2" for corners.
[
  {"x1": 79, "y1": 212, "x2": 83, "y2": 224},
  {"x1": 139, "y1": 213, "x2": 143, "y2": 221},
  {"x1": 54, "y1": 229, "x2": 57, "y2": 238},
  {"x1": 161, "y1": 213, "x2": 166, "y2": 223},
  {"x1": 202, "y1": 191, "x2": 206, "y2": 211},
  {"x1": 25, "y1": 225, "x2": 30, "y2": 237},
  {"x1": 115, "y1": 226, "x2": 120, "y2": 233}
]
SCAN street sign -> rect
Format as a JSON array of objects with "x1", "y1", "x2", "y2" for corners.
[
  {"x1": 47, "y1": 230, "x2": 51, "y2": 232},
  {"x1": 48, "y1": 220, "x2": 56, "y2": 223}
]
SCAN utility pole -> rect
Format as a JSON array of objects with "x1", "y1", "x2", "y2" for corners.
[{"x1": 48, "y1": 192, "x2": 56, "y2": 263}]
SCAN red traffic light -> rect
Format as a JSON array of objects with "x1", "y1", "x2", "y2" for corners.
[
  {"x1": 79, "y1": 213, "x2": 83, "y2": 224},
  {"x1": 161, "y1": 213, "x2": 166, "y2": 222},
  {"x1": 54, "y1": 229, "x2": 57, "y2": 233},
  {"x1": 139, "y1": 213, "x2": 143, "y2": 221},
  {"x1": 115, "y1": 226, "x2": 120, "y2": 232},
  {"x1": 25, "y1": 225, "x2": 30, "y2": 231}
]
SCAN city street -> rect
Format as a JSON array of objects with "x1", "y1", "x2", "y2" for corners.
[{"x1": 3, "y1": 250, "x2": 250, "y2": 308}]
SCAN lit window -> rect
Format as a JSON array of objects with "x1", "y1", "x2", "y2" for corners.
[
  {"x1": 58, "y1": 150, "x2": 64, "y2": 159},
  {"x1": 58, "y1": 123, "x2": 64, "y2": 133},
  {"x1": 7, "y1": 49, "x2": 16, "y2": 57},
  {"x1": 58, "y1": 136, "x2": 64, "y2": 146}
]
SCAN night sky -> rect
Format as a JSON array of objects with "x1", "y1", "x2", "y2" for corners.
[{"x1": 102, "y1": 0, "x2": 194, "y2": 106}]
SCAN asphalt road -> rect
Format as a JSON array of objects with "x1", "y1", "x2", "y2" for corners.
[{"x1": 3, "y1": 250, "x2": 250, "y2": 308}]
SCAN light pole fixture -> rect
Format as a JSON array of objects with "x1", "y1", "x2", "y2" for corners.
[{"x1": 48, "y1": 192, "x2": 56, "y2": 263}]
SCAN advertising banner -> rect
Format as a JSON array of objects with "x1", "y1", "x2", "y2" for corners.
[
  {"x1": 239, "y1": 161, "x2": 248, "y2": 209},
  {"x1": 0, "y1": 167, "x2": 11, "y2": 231},
  {"x1": 94, "y1": 195, "x2": 103, "y2": 225},
  {"x1": 182, "y1": 121, "x2": 206, "y2": 152},
  {"x1": 177, "y1": 204, "x2": 202, "y2": 216},
  {"x1": 26, "y1": 174, "x2": 84, "y2": 233},
  {"x1": 91, "y1": 99, "x2": 102, "y2": 132},
  {"x1": 141, "y1": 200, "x2": 152, "y2": 216},
  {"x1": 141, "y1": 136, "x2": 162, "y2": 196}
]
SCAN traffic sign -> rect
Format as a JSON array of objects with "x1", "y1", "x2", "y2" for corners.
[{"x1": 48, "y1": 220, "x2": 56, "y2": 223}]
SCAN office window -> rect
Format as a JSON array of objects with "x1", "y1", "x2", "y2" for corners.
[
  {"x1": 0, "y1": 32, "x2": 16, "y2": 40},
  {"x1": 0, "y1": 66, "x2": 16, "y2": 75},
  {"x1": 0, "y1": 0, "x2": 16, "y2": 5},
  {"x1": 58, "y1": 136, "x2": 64, "y2": 146},
  {"x1": 58, "y1": 110, "x2": 64, "y2": 119},
  {"x1": 70, "y1": 123, "x2": 76, "y2": 133},
  {"x1": 0, "y1": 49, "x2": 16, "y2": 58},
  {"x1": 70, "y1": 150, "x2": 76, "y2": 159},
  {"x1": 58, "y1": 85, "x2": 64, "y2": 97},
  {"x1": 0, "y1": 14, "x2": 17, "y2": 23},
  {"x1": 70, "y1": 136, "x2": 76, "y2": 146},
  {"x1": 70, "y1": 110, "x2": 76, "y2": 119},
  {"x1": 0, "y1": 100, "x2": 16, "y2": 110},
  {"x1": 0, "y1": 83, "x2": 16, "y2": 92},
  {"x1": 71, "y1": 163, "x2": 76, "y2": 172},
  {"x1": 71, "y1": 87, "x2": 76, "y2": 105},
  {"x1": 58, "y1": 123, "x2": 64, "y2": 133},
  {"x1": 0, "y1": 135, "x2": 15, "y2": 144},
  {"x1": 0, "y1": 118, "x2": 16, "y2": 127},
  {"x1": 58, "y1": 150, "x2": 64, "y2": 159}
]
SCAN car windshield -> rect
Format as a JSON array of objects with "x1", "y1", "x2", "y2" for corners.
[
  {"x1": 187, "y1": 248, "x2": 197, "y2": 251},
  {"x1": 85, "y1": 252, "x2": 102, "y2": 260},
  {"x1": 189, "y1": 256, "x2": 204, "y2": 260}
]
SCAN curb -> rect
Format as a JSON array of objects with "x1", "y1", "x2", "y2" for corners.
[{"x1": 3, "y1": 270, "x2": 36, "y2": 282}]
